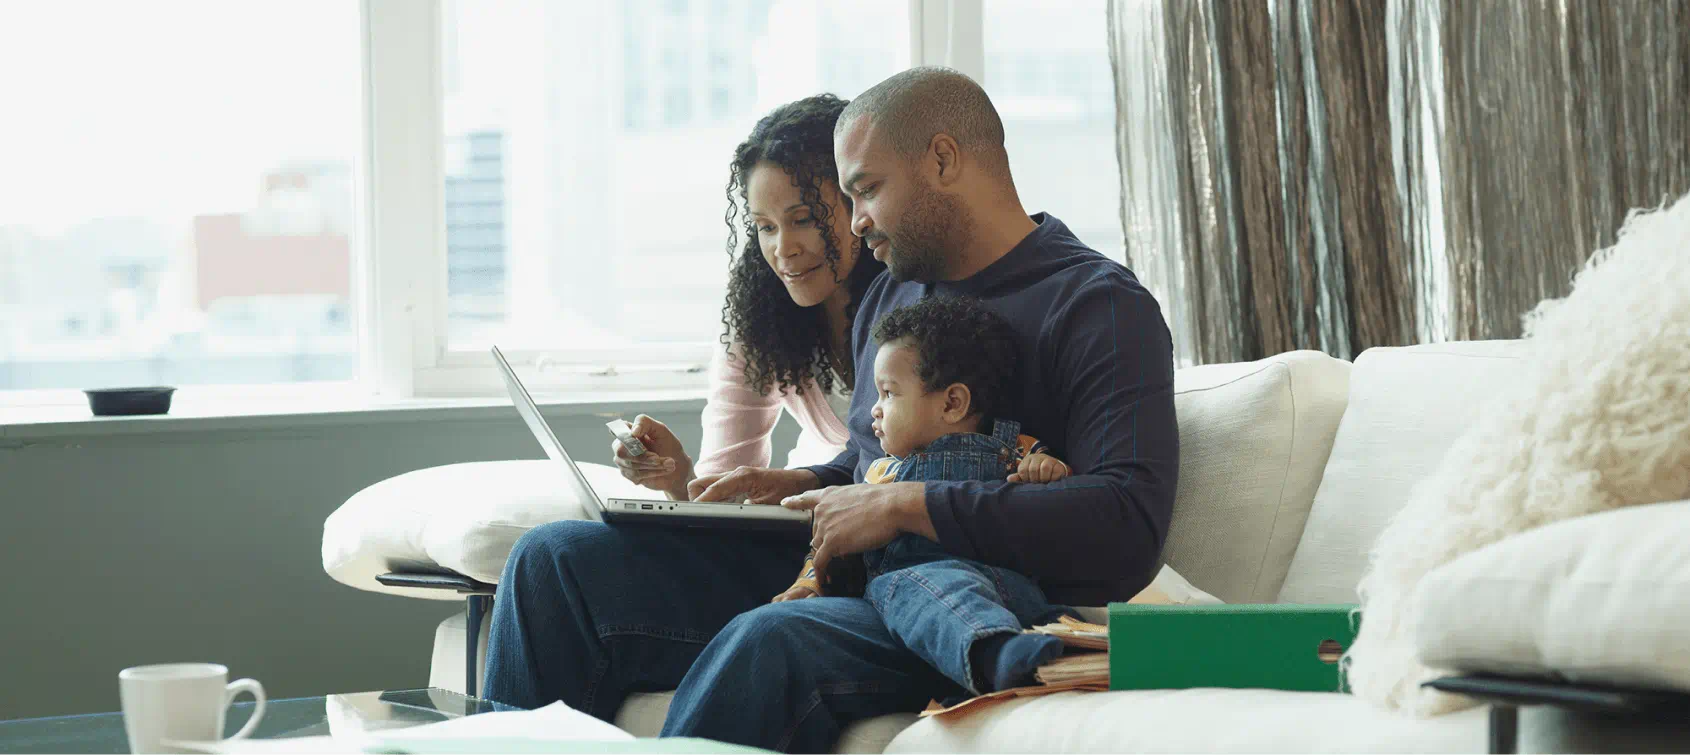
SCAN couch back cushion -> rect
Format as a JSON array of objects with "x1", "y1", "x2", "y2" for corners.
[
  {"x1": 1161, "y1": 350, "x2": 1351, "y2": 604},
  {"x1": 1277, "y1": 340, "x2": 1524, "y2": 604}
]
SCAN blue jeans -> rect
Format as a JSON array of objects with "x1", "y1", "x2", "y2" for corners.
[
  {"x1": 483, "y1": 520, "x2": 965, "y2": 753},
  {"x1": 864, "y1": 534, "x2": 1073, "y2": 697},
  {"x1": 862, "y1": 418, "x2": 1073, "y2": 695}
]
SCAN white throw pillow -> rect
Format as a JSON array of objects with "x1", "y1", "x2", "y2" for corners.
[
  {"x1": 1276, "y1": 341, "x2": 1525, "y2": 605},
  {"x1": 1412, "y1": 499, "x2": 1690, "y2": 692},
  {"x1": 1160, "y1": 350, "x2": 1352, "y2": 605},
  {"x1": 1345, "y1": 194, "x2": 1690, "y2": 715},
  {"x1": 322, "y1": 460, "x2": 643, "y2": 599}
]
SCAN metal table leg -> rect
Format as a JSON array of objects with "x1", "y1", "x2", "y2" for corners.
[
  {"x1": 465, "y1": 593, "x2": 493, "y2": 699},
  {"x1": 1489, "y1": 704, "x2": 1518, "y2": 754}
]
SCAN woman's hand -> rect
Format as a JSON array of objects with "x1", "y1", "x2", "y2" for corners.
[
  {"x1": 771, "y1": 585, "x2": 820, "y2": 603},
  {"x1": 612, "y1": 414, "x2": 694, "y2": 501},
  {"x1": 688, "y1": 467, "x2": 820, "y2": 504}
]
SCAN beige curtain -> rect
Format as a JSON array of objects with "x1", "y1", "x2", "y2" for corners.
[
  {"x1": 1421, "y1": 0, "x2": 1690, "y2": 340},
  {"x1": 1110, "y1": 0, "x2": 1690, "y2": 363}
]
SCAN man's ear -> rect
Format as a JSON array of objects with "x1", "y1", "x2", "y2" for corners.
[
  {"x1": 941, "y1": 382, "x2": 973, "y2": 424},
  {"x1": 929, "y1": 133, "x2": 964, "y2": 188}
]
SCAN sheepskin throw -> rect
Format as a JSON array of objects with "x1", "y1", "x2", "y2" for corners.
[{"x1": 1345, "y1": 192, "x2": 1690, "y2": 715}]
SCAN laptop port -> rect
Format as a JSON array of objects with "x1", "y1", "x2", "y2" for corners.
[{"x1": 641, "y1": 504, "x2": 654, "y2": 510}]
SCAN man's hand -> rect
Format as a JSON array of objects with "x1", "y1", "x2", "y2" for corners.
[
  {"x1": 781, "y1": 482, "x2": 934, "y2": 581},
  {"x1": 688, "y1": 466, "x2": 819, "y2": 504}
]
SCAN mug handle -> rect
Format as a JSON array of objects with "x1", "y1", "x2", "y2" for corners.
[{"x1": 223, "y1": 678, "x2": 267, "y2": 741}]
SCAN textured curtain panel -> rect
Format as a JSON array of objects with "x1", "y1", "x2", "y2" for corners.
[
  {"x1": 1422, "y1": 0, "x2": 1690, "y2": 340},
  {"x1": 1110, "y1": 0, "x2": 1690, "y2": 362}
]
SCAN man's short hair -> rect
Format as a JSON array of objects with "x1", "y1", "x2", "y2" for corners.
[
  {"x1": 873, "y1": 295, "x2": 1020, "y2": 423},
  {"x1": 837, "y1": 66, "x2": 1010, "y2": 177}
]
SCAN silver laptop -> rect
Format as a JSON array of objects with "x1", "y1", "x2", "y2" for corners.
[{"x1": 492, "y1": 346, "x2": 812, "y2": 535}]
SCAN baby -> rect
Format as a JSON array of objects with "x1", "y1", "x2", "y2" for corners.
[{"x1": 777, "y1": 295, "x2": 1076, "y2": 696}]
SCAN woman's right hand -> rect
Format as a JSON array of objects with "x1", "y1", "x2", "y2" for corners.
[{"x1": 612, "y1": 414, "x2": 694, "y2": 500}]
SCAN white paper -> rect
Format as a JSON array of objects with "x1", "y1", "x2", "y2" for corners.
[
  {"x1": 168, "y1": 701, "x2": 634, "y2": 753},
  {"x1": 166, "y1": 735, "x2": 356, "y2": 754},
  {"x1": 374, "y1": 702, "x2": 633, "y2": 743}
]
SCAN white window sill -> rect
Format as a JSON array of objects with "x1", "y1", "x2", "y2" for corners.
[{"x1": 0, "y1": 389, "x2": 708, "y2": 441}]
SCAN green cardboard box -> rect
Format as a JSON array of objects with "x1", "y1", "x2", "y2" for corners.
[{"x1": 1107, "y1": 603, "x2": 1360, "y2": 692}]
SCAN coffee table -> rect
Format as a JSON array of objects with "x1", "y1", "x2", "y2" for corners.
[{"x1": 0, "y1": 687, "x2": 497, "y2": 754}]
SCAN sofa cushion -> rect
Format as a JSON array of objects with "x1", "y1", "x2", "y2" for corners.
[
  {"x1": 1413, "y1": 499, "x2": 1690, "y2": 692},
  {"x1": 883, "y1": 688, "x2": 1486, "y2": 753},
  {"x1": 1277, "y1": 341, "x2": 1524, "y2": 604},
  {"x1": 322, "y1": 460, "x2": 643, "y2": 598},
  {"x1": 1161, "y1": 350, "x2": 1351, "y2": 604}
]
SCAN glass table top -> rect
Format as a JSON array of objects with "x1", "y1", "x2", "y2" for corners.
[{"x1": 0, "y1": 688, "x2": 501, "y2": 754}]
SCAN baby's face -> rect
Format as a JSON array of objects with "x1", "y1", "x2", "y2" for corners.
[{"x1": 870, "y1": 340, "x2": 952, "y2": 457}]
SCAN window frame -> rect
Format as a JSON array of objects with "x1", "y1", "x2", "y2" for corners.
[
  {"x1": 360, "y1": 0, "x2": 990, "y2": 399},
  {"x1": 0, "y1": 1, "x2": 989, "y2": 404}
]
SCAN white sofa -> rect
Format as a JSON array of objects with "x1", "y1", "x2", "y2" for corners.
[{"x1": 325, "y1": 340, "x2": 1543, "y2": 752}]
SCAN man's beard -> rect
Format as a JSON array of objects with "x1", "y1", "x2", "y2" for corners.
[{"x1": 882, "y1": 188, "x2": 966, "y2": 282}]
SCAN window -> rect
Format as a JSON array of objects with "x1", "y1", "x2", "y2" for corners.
[
  {"x1": 439, "y1": 0, "x2": 910, "y2": 355},
  {"x1": 983, "y1": 0, "x2": 1123, "y2": 261},
  {"x1": 0, "y1": 0, "x2": 360, "y2": 392},
  {"x1": 4, "y1": 0, "x2": 1125, "y2": 402}
]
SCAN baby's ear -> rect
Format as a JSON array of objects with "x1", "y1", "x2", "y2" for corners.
[{"x1": 942, "y1": 383, "x2": 973, "y2": 423}]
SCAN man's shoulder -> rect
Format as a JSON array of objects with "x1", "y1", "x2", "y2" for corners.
[
  {"x1": 1020, "y1": 249, "x2": 1156, "y2": 323},
  {"x1": 1019, "y1": 219, "x2": 1148, "y2": 293}
]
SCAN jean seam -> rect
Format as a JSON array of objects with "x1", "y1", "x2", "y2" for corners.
[
  {"x1": 779, "y1": 683, "x2": 901, "y2": 752},
  {"x1": 988, "y1": 568, "x2": 1013, "y2": 608},
  {"x1": 596, "y1": 624, "x2": 714, "y2": 645},
  {"x1": 778, "y1": 689, "x2": 824, "y2": 753},
  {"x1": 581, "y1": 655, "x2": 610, "y2": 718}
]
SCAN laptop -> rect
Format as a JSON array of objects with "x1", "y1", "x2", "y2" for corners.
[{"x1": 492, "y1": 346, "x2": 812, "y2": 536}]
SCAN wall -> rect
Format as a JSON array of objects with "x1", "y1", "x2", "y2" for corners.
[{"x1": 0, "y1": 402, "x2": 801, "y2": 719}]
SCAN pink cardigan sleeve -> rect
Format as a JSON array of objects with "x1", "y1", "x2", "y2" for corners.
[{"x1": 693, "y1": 339, "x2": 783, "y2": 477}]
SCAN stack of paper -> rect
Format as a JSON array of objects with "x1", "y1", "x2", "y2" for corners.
[
  {"x1": 922, "y1": 616, "x2": 1113, "y2": 718},
  {"x1": 1034, "y1": 652, "x2": 1110, "y2": 685},
  {"x1": 1029, "y1": 615, "x2": 1110, "y2": 686},
  {"x1": 1029, "y1": 615, "x2": 1109, "y2": 650}
]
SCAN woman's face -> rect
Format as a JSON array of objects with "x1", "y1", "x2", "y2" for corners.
[{"x1": 746, "y1": 161, "x2": 861, "y2": 308}]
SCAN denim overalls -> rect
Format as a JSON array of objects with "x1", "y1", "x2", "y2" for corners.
[{"x1": 859, "y1": 419, "x2": 1075, "y2": 696}]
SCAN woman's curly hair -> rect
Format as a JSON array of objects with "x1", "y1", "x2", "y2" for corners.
[
  {"x1": 872, "y1": 296, "x2": 1022, "y2": 425},
  {"x1": 722, "y1": 94, "x2": 885, "y2": 396}
]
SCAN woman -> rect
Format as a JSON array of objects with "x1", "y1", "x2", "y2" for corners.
[{"x1": 611, "y1": 93, "x2": 884, "y2": 500}]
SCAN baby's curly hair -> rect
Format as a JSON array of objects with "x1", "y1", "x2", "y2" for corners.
[{"x1": 872, "y1": 296, "x2": 1021, "y2": 424}]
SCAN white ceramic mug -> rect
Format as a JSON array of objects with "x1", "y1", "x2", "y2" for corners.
[{"x1": 119, "y1": 663, "x2": 266, "y2": 754}]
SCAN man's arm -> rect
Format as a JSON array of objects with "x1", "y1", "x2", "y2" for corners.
[
  {"x1": 924, "y1": 274, "x2": 1179, "y2": 598},
  {"x1": 802, "y1": 446, "x2": 859, "y2": 488}
]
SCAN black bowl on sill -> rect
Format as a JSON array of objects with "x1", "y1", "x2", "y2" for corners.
[{"x1": 83, "y1": 386, "x2": 176, "y2": 417}]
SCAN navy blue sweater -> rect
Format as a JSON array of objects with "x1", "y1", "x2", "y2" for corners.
[{"x1": 804, "y1": 214, "x2": 1180, "y2": 606}]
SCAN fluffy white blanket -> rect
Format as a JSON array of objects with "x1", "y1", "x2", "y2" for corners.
[{"x1": 1345, "y1": 192, "x2": 1690, "y2": 715}]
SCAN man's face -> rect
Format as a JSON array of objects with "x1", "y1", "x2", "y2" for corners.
[{"x1": 835, "y1": 116, "x2": 963, "y2": 282}]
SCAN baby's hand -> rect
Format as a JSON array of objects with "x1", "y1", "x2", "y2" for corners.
[
  {"x1": 1008, "y1": 452, "x2": 1070, "y2": 483},
  {"x1": 771, "y1": 585, "x2": 820, "y2": 603}
]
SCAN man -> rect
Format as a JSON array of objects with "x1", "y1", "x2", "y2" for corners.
[{"x1": 483, "y1": 67, "x2": 1179, "y2": 753}]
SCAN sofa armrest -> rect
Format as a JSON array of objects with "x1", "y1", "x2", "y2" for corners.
[
  {"x1": 323, "y1": 460, "x2": 645, "y2": 599},
  {"x1": 376, "y1": 572, "x2": 497, "y2": 595},
  {"x1": 1425, "y1": 674, "x2": 1690, "y2": 714}
]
